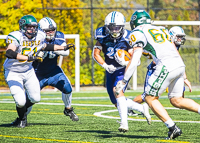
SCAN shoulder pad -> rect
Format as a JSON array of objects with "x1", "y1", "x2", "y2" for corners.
[
  {"x1": 129, "y1": 30, "x2": 145, "y2": 48},
  {"x1": 7, "y1": 31, "x2": 22, "y2": 45},
  {"x1": 54, "y1": 31, "x2": 66, "y2": 46},
  {"x1": 94, "y1": 27, "x2": 106, "y2": 40},
  {"x1": 56, "y1": 31, "x2": 64, "y2": 38},
  {"x1": 123, "y1": 29, "x2": 131, "y2": 39}
]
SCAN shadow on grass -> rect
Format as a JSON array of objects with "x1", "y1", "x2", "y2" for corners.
[
  {"x1": 0, "y1": 123, "x2": 13, "y2": 127},
  {"x1": 65, "y1": 130, "x2": 160, "y2": 139},
  {"x1": 0, "y1": 122, "x2": 68, "y2": 127}
]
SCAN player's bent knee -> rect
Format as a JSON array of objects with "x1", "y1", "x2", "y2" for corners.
[
  {"x1": 30, "y1": 96, "x2": 41, "y2": 103},
  {"x1": 63, "y1": 84, "x2": 72, "y2": 94},
  {"x1": 170, "y1": 97, "x2": 183, "y2": 108},
  {"x1": 16, "y1": 100, "x2": 26, "y2": 108}
]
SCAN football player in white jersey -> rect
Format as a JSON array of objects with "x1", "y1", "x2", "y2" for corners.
[
  {"x1": 115, "y1": 10, "x2": 200, "y2": 139},
  {"x1": 4, "y1": 15, "x2": 74, "y2": 128},
  {"x1": 131, "y1": 26, "x2": 192, "y2": 104}
]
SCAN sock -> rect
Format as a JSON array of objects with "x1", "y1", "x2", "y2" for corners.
[
  {"x1": 16, "y1": 106, "x2": 27, "y2": 120},
  {"x1": 25, "y1": 96, "x2": 34, "y2": 115},
  {"x1": 116, "y1": 96, "x2": 128, "y2": 125},
  {"x1": 62, "y1": 93, "x2": 72, "y2": 108},
  {"x1": 164, "y1": 118, "x2": 175, "y2": 128},
  {"x1": 126, "y1": 98, "x2": 144, "y2": 113},
  {"x1": 25, "y1": 97, "x2": 34, "y2": 108}
]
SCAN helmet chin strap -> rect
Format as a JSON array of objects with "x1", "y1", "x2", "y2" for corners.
[{"x1": 111, "y1": 33, "x2": 120, "y2": 38}]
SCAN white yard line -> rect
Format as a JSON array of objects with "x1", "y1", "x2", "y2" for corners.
[
  {"x1": 1, "y1": 99, "x2": 200, "y2": 124},
  {"x1": 93, "y1": 109, "x2": 200, "y2": 124}
]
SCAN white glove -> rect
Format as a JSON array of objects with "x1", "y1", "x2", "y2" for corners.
[
  {"x1": 37, "y1": 51, "x2": 44, "y2": 58},
  {"x1": 115, "y1": 80, "x2": 126, "y2": 95},
  {"x1": 114, "y1": 52, "x2": 129, "y2": 66},
  {"x1": 102, "y1": 63, "x2": 116, "y2": 74}
]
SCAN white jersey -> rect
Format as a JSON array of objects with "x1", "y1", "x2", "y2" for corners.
[
  {"x1": 3, "y1": 30, "x2": 46, "y2": 72},
  {"x1": 129, "y1": 24, "x2": 185, "y2": 72}
]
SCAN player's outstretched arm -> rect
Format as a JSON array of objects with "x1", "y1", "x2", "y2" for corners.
[{"x1": 42, "y1": 43, "x2": 75, "y2": 51}]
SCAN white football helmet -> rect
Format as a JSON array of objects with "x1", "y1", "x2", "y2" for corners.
[
  {"x1": 104, "y1": 11, "x2": 126, "y2": 39},
  {"x1": 169, "y1": 26, "x2": 186, "y2": 45},
  {"x1": 38, "y1": 17, "x2": 57, "y2": 40}
]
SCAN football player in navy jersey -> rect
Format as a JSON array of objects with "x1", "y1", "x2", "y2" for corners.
[
  {"x1": 92, "y1": 11, "x2": 151, "y2": 133},
  {"x1": 27, "y1": 17, "x2": 79, "y2": 121}
]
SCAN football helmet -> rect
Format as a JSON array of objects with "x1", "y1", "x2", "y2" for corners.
[
  {"x1": 169, "y1": 26, "x2": 186, "y2": 45},
  {"x1": 130, "y1": 10, "x2": 151, "y2": 30},
  {"x1": 104, "y1": 11, "x2": 126, "y2": 39},
  {"x1": 19, "y1": 15, "x2": 38, "y2": 38},
  {"x1": 38, "y1": 17, "x2": 57, "y2": 40}
]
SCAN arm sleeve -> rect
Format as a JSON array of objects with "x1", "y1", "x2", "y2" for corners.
[
  {"x1": 53, "y1": 50, "x2": 69, "y2": 56},
  {"x1": 123, "y1": 48, "x2": 143, "y2": 81}
]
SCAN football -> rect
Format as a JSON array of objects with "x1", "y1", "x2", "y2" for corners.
[
  {"x1": 114, "y1": 49, "x2": 131, "y2": 66},
  {"x1": 116, "y1": 49, "x2": 131, "y2": 61}
]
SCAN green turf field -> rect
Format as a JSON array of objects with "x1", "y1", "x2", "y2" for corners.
[{"x1": 0, "y1": 90, "x2": 200, "y2": 143}]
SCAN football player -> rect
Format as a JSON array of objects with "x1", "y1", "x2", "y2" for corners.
[
  {"x1": 131, "y1": 26, "x2": 192, "y2": 104},
  {"x1": 4, "y1": 15, "x2": 74, "y2": 128},
  {"x1": 115, "y1": 10, "x2": 200, "y2": 139},
  {"x1": 92, "y1": 11, "x2": 151, "y2": 133},
  {"x1": 26, "y1": 17, "x2": 79, "y2": 121}
]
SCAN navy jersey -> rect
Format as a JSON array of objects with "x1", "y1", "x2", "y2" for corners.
[
  {"x1": 94, "y1": 27, "x2": 132, "y2": 67},
  {"x1": 32, "y1": 31, "x2": 66, "y2": 75}
]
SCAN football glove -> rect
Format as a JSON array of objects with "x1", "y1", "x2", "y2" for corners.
[
  {"x1": 37, "y1": 51, "x2": 44, "y2": 58},
  {"x1": 115, "y1": 80, "x2": 127, "y2": 95},
  {"x1": 114, "y1": 52, "x2": 129, "y2": 66},
  {"x1": 28, "y1": 55, "x2": 43, "y2": 62},
  {"x1": 64, "y1": 43, "x2": 75, "y2": 51},
  {"x1": 102, "y1": 63, "x2": 116, "y2": 74}
]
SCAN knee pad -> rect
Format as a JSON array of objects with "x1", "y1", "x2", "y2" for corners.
[
  {"x1": 29, "y1": 95, "x2": 41, "y2": 103},
  {"x1": 16, "y1": 100, "x2": 26, "y2": 108},
  {"x1": 63, "y1": 84, "x2": 72, "y2": 94}
]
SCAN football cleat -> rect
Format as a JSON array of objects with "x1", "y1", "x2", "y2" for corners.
[
  {"x1": 142, "y1": 103, "x2": 151, "y2": 125},
  {"x1": 118, "y1": 122, "x2": 129, "y2": 133},
  {"x1": 168, "y1": 124, "x2": 182, "y2": 139},
  {"x1": 17, "y1": 119, "x2": 27, "y2": 128},
  {"x1": 64, "y1": 107, "x2": 79, "y2": 121},
  {"x1": 127, "y1": 110, "x2": 138, "y2": 116}
]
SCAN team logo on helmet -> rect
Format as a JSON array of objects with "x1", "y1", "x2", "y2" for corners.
[
  {"x1": 19, "y1": 19, "x2": 26, "y2": 26},
  {"x1": 132, "y1": 15, "x2": 137, "y2": 21}
]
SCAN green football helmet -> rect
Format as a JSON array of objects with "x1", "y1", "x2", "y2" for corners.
[
  {"x1": 130, "y1": 10, "x2": 151, "y2": 30},
  {"x1": 19, "y1": 15, "x2": 38, "y2": 38}
]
